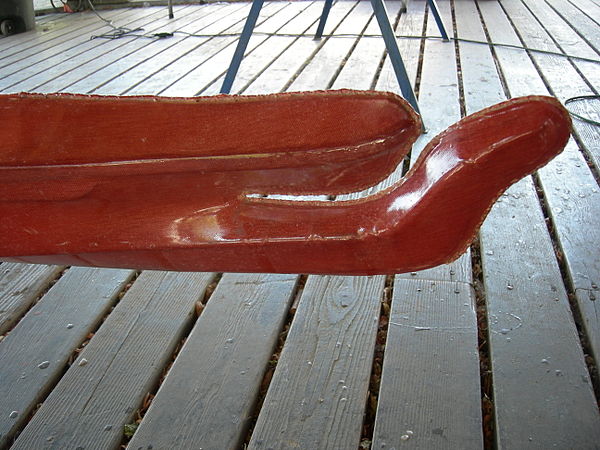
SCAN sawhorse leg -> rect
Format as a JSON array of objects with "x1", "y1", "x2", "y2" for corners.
[
  {"x1": 427, "y1": 0, "x2": 449, "y2": 41},
  {"x1": 370, "y1": 0, "x2": 419, "y2": 114},
  {"x1": 222, "y1": 0, "x2": 448, "y2": 112},
  {"x1": 168, "y1": 0, "x2": 174, "y2": 19},
  {"x1": 314, "y1": 0, "x2": 447, "y2": 114},
  {"x1": 316, "y1": 0, "x2": 448, "y2": 41},
  {"x1": 315, "y1": 0, "x2": 334, "y2": 39},
  {"x1": 221, "y1": 0, "x2": 265, "y2": 94}
]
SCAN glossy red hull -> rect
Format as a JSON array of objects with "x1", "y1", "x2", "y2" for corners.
[{"x1": 0, "y1": 92, "x2": 570, "y2": 275}]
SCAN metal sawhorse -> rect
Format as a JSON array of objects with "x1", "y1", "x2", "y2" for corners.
[{"x1": 219, "y1": 0, "x2": 449, "y2": 114}]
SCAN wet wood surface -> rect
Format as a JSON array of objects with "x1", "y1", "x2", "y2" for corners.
[
  {"x1": 0, "y1": 263, "x2": 64, "y2": 334},
  {"x1": 12, "y1": 271, "x2": 215, "y2": 449},
  {"x1": 128, "y1": 273, "x2": 298, "y2": 450},
  {"x1": 0, "y1": 267, "x2": 134, "y2": 447},
  {"x1": 373, "y1": 2, "x2": 482, "y2": 448},
  {"x1": 1, "y1": 1, "x2": 599, "y2": 448}
]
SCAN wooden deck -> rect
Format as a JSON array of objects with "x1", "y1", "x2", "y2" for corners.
[{"x1": 1, "y1": 1, "x2": 599, "y2": 448}]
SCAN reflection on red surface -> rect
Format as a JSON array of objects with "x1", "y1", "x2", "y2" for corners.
[{"x1": 0, "y1": 91, "x2": 570, "y2": 275}]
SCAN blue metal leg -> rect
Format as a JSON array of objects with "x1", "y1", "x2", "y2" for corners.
[
  {"x1": 315, "y1": 0, "x2": 334, "y2": 39},
  {"x1": 220, "y1": 0, "x2": 265, "y2": 94},
  {"x1": 426, "y1": 0, "x2": 449, "y2": 41},
  {"x1": 369, "y1": 0, "x2": 420, "y2": 114}
]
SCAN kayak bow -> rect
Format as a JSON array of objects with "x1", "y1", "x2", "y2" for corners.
[{"x1": 0, "y1": 91, "x2": 570, "y2": 275}]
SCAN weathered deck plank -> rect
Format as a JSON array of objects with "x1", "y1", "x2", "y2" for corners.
[
  {"x1": 69, "y1": 1, "x2": 262, "y2": 94},
  {"x1": 521, "y1": 0, "x2": 598, "y2": 60},
  {"x1": 520, "y1": 0, "x2": 600, "y2": 113},
  {"x1": 36, "y1": 3, "x2": 224, "y2": 93},
  {"x1": 0, "y1": 8, "x2": 161, "y2": 91},
  {"x1": 470, "y1": 1, "x2": 600, "y2": 446},
  {"x1": 0, "y1": 264, "x2": 64, "y2": 335},
  {"x1": 94, "y1": 2, "x2": 274, "y2": 95},
  {"x1": 375, "y1": 279, "x2": 482, "y2": 449},
  {"x1": 123, "y1": 3, "x2": 242, "y2": 95},
  {"x1": 242, "y1": 0, "x2": 367, "y2": 95},
  {"x1": 495, "y1": 0, "x2": 600, "y2": 380},
  {"x1": 481, "y1": 179, "x2": 600, "y2": 447},
  {"x1": 202, "y1": 0, "x2": 323, "y2": 95},
  {"x1": 0, "y1": 267, "x2": 134, "y2": 447},
  {"x1": 0, "y1": 8, "x2": 131, "y2": 62},
  {"x1": 286, "y1": 0, "x2": 367, "y2": 90},
  {"x1": 244, "y1": 4, "x2": 390, "y2": 447},
  {"x1": 499, "y1": 0, "x2": 600, "y2": 369},
  {"x1": 375, "y1": 0, "x2": 424, "y2": 93},
  {"x1": 546, "y1": 0, "x2": 600, "y2": 52},
  {"x1": 568, "y1": 0, "x2": 600, "y2": 23},
  {"x1": 12, "y1": 271, "x2": 215, "y2": 449},
  {"x1": 373, "y1": 2, "x2": 482, "y2": 448},
  {"x1": 127, "y1": 273, "x2": 298, "y2": 449},
  {"x1": 160, "y1": 1, "x2": 295, "y2": 96},
  {"x1": 248, "y1": 275, "x2": 385, "y2": 449}
]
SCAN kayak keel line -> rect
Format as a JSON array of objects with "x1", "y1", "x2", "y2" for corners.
[{"x1": 0, "y1": 90, "x2": 571, "y2": 275}]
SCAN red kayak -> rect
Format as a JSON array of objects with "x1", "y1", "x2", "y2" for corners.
[{"x1": 0, "y1": 91, "x2": 570, "y2": 275}]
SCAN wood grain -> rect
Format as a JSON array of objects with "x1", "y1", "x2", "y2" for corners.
[
  {"x1": 0, "y1": 8, "x2": 130, "y2": 64},
  {"x1": 0, "y1": 8, "x2": 161, "y2": 93},
  {"x1": 38, "y1": 4, "x2": 216, "y2": 94},
  {"x1": 202, "y1": 1, "x2": 322, "y2": 95},
  {"x1": 12, "y1": 271, "x2": 215, "y2": 450},
  {"x1": 69, "y1": 2, "x2": 255, "y2": 94},
  {"x1": 248, "y1": 275, "x2": 385, "y2": 449},
  {"x1": 374, "y1": 278, "x2": 482, "y2": 449},
  {"x1": 128, "y1": 273, "x2": 297, "y2": 450},
  {"x1": 287, "y1": 1, "x2": 364, "y2": 91},
  {"x1": 0, "y1": 267, "x2": 134, "y2": 447},
  {"x1": 476, "y1": 1, "x2": 600, "y2": 446},
  {"x1": 0, "y1": 263, "x2": 63, "y2": 334},
  {"x1": 0, "y1": 2, "x2": 597, "y2": 448},
  {"x1": 159, "y1": 2, "x2": 291, "y2": 97},
  {"x1": 499, "y1": 0, "x2": 600, "y2": 364},
  {"x1": 500, "y1": 0, "x2": 600, "y2": 358},
  {"x1": 481, "y1": 179, "x2": 600, "y2": 447},
  {"x1": 373, "y1": 2, "x2": 482, "y2": 448}
]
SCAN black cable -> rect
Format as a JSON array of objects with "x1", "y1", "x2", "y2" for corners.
[
  {"x1": 84, "y1": 3, "x2": 600, "y2": 66},
  {"x1": 84, "y1": 6, "x2": 600, "y2": 125},
  {"x1": 565, "y1": 95, "x2": 600, "y2": 126},
  {"x1": 87, "y1": 0, "x2": 144, "y2": 40}
]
